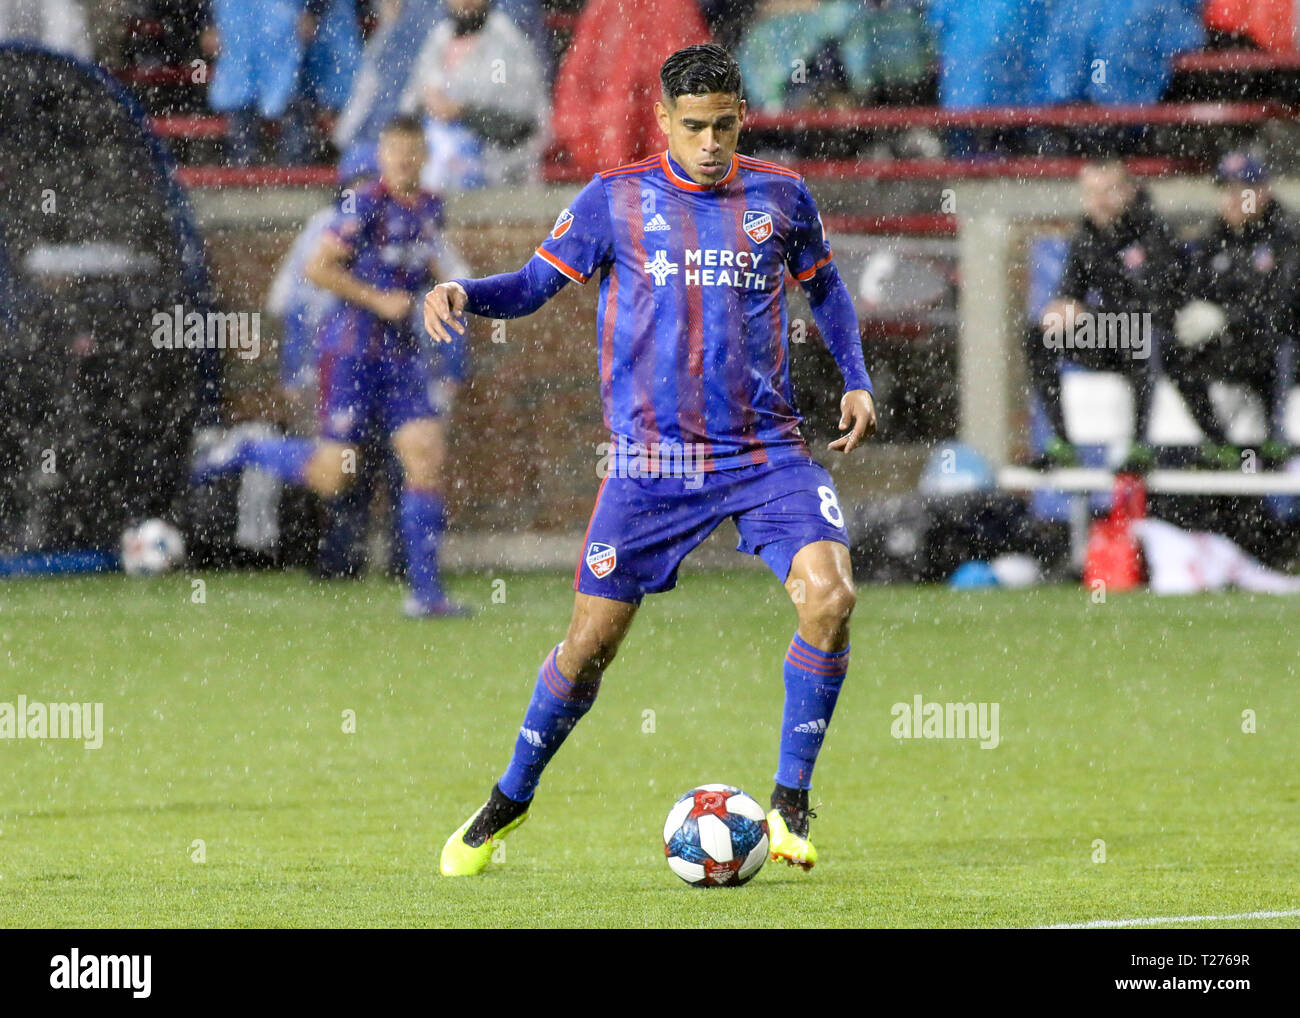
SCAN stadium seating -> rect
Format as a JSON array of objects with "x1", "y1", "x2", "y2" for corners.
[{"x1": 96, "y1": 0, "x2": 1298, "y2": 180}]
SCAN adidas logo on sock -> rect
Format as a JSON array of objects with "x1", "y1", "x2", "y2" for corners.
[
  {"x1": 793, "y1": 718, "x2": 828, "y2": 734},
  {"x1": 520, "y1": 727, "x2": 545, "y2": 748},
  {"x1": 644, "y1": 213, "x2": 670, "y2": 232}
]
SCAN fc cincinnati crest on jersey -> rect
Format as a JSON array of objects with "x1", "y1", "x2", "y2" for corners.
[
  {"x1": 585, "y1": 542, "x2": 616, "y2": 578},
  {"x1": 551, "y1": 208, "x2": 574, "y2": 239},
  {"x1": 743, "y1": 210, "x2": 773, "y2": 244}
]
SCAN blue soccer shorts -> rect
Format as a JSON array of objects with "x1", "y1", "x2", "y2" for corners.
[
  {"x1": 315, "y1": 305, "x2": 446, "y2": 443},
  {"x1": 573, "y1": 458, "x2": 850, "y2": 604}
]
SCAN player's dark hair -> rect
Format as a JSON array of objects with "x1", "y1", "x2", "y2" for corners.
[
  {"x1": 381, "y1": 112, "x2": 426, "y2": 137},
  {"x1": 660, "y1": 44, "x2": 743, "y2": 103}
]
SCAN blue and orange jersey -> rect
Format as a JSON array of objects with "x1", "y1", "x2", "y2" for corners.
[
  {"x1": 534, "y1": 150, "x2": 837, "y2": 471},
  {"x1": 322, "y1": 178, "x2": 447, "y2": 355}
]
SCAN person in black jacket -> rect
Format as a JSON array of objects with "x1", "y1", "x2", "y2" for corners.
[
  {"x1": 1026, "y1": 161, "x2": 1185, "y2": 470},
  {"x1": 1165, "y1": 153, "x2": 1297, "y2": 468}
]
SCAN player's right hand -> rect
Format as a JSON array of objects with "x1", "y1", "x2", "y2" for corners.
[{"x1": 424, "y1": 282, "x2": 468, "y2": 343}]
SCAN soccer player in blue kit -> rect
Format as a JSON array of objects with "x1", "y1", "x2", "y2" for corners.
[
  {"x1": 426, "y1": 45, "x2": 877, "y2": 875},
  {"x1": 195, "y1": 114, "x2": 467, "y2": 616}
]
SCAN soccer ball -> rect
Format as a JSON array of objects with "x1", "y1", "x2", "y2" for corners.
[
  {"x1": 121, "y1": 519, "x2": 185, "y2": 576},
  {"x1": 663, "y1": 784, "x2": 770, "y2": 887}
]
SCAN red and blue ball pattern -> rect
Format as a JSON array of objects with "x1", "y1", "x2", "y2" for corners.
[{"x1": 663, "y1": 784, "x2": 770, "y2": 887}]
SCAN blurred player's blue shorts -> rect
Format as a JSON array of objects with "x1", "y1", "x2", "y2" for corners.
[
  {"x1": 574, "y1": 458, "x2": 850, "y2": 603},
  {"x1": 318, "y1": 310, "x2": 447, "y2": 442},
  {"x1": 317, "y1": 347, "x2": 443, "y2": 443}
]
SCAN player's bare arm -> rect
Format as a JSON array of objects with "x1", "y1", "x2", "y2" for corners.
[{"x1": 305, "y1": 231, "x2": 411, "y2": 322}]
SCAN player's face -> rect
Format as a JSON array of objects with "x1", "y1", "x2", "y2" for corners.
[
  {"x1": 655, "y1": 92, "x2": 745, "y2": 186},
  {"x1": 1079, "y1": 166, "x2": 1132, "y2": 228},
  {"x1": 378, "y1": 129, "x2": 427, "y2": 195}
]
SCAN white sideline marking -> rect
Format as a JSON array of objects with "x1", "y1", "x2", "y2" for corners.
[
  {"x1": 1039, "y1": 908, "x2": 1300, "y2": 929},
  {"x1": 999, "y1": 466, "x2": 1300, "y2": 496}
]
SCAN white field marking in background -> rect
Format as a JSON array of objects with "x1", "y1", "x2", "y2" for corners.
[{"x1": 1038, "y1": 908, "x2": 1300, "y2": 930}]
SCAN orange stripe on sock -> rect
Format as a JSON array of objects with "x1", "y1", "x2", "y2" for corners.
[{"x1": 786, "y1": 643, "x2": 849, "y2": 675}]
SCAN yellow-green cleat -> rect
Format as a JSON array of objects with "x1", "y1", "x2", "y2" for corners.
[
  {"x1": 767, "y1": 808, "x2": 818, "y2": 871},
  {"x1": 440, "y1": 797, "x2": 529, "y2": 877}
]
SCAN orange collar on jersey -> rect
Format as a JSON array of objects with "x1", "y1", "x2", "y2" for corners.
[{"x1": 660, "y1": 150, "x2": 738, "y2": 191}]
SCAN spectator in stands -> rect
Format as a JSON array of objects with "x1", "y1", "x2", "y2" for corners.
[
  {"x1": 552, "y1": 0, "x2": 711, "y2": 177},
  {"x1": 118, "y1": 0, "x2": 210, "y2": 69},
  {"x1": 738, "y1": 0, "x2": 858, "y2": 111},
  {"x1": 737, "y1": 0, "x2": 932, "y2": 112},
  {"x1": 1164, "y1": 152, "x2": 1298, "y2": 467},
  {"x1": 400, "y1": 0, "x2": 547, "y2": 190},
  {"x1": 698, "y1": 0, "x2": 757, "y2": 53},
  {"x1": 850, "y1": 0, "x2": 935, "y2": 105},
  {"x1": 1204, "y1": 0, "x2": 1293, "y2": 53},
  {"x1": 928, "y1": 0, "x2": 1046, "y2": 110},
  {"x1": 0, "y1": 0, "x2": 91, "y2": 60},
  {"x1": 206, "y1": 0, "x2": 362, "y2": 165},
  {"x1": 929, "y1": 0, "x2": 1199, "y2": 158},
  {"x1": 1040, "y1": 0, "x2": 1203, "y2": 106},
  {"x1": 1027, "y1": 161, "x2": 1185, "y2": 471},
  {"x1": 333, "y1": 0, "x2": 550, "y2": 159}
]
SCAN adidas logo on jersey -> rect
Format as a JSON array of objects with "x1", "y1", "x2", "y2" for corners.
[
  {"x1": 793, "y1": 718, "x2": 828, "y2": 734},
  {"x1": 643, "y1": 213, "x2": 670, "y2": 232},
  {"x1": 520, "y1": 727, "x2": 545, "y2": 748}
]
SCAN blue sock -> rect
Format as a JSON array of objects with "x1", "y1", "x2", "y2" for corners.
[
  {"x1": 498, "y1": 646, "x2": 601, "y2": 803},
  {"x1": 318, "y1": 466, "x2": 373, "y2": 577},
  {"x1": 775, "y1": 634, "x2": 849, "y2": 790},
  {"x1": 400, "y1": 486, "x2": 445, "y2": 606},
  {"x1": 240, "y1": 437, "x2": 315, "y2": 485}
]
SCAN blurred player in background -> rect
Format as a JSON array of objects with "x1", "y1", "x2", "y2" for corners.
[
  {"x1": 1028, "y1": 161, "x2": 1185, "y2": 471},
  {"x1": 425, "y1": 44, "x2": 877, "y2": 877},
  {"x1": 194, "y1": 114, "x2": 469, "y2": 616},
  {"x1": 263, "y1": 141, "x2": 469, "y2": 579},
  {"x1": 1166, "y1": 152, "x2": 1299, "y2": 468},
  {"x1": 267, "y1": 144, "x2": 381, "y2": 400}
]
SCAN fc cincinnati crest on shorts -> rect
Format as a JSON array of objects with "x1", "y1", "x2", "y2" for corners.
[
  {"x1": 743, "y1": 210, "x2": 773, "y2": 243},
  {"x1": 551, "y1": 208, "x2": 574, "y2": 239},
  {"x1": 585, "y1": 542, "x2": 617, "y2": 578}
]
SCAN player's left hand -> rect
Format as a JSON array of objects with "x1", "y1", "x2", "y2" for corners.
[
  {"x1": 424, "y1": 281, "x2": 468, "y2": 343},
  {"x1": 828, "y1": 389, "x2": 876, "y2": 454}
]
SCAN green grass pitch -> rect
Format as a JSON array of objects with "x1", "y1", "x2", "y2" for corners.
[{"x1": 1, "y1": 570, "x2": 1296, "y2": 928}]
